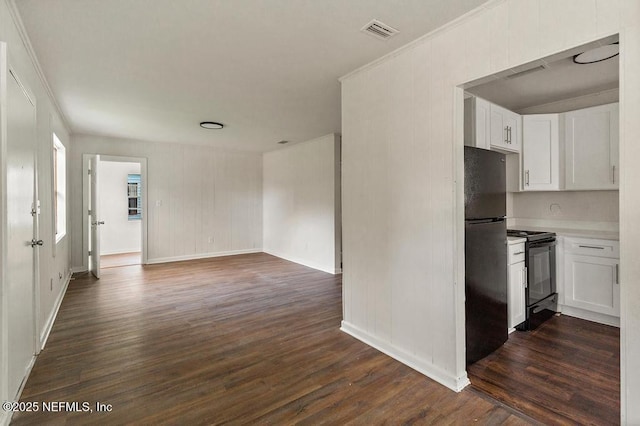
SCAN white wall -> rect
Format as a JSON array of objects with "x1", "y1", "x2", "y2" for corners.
[
  {"x1": 99, "y1": 161, "x2": 141, "y2": 255},
  {"x1": 511, "y1": 190, "x2": 619, "y2": 223},
  {"x1": 340, "y1": 0, "x2": 640, "y2": 423},
  {"x1": 71, "y1": 134, "x2": 263, "y2": 269},
  {"x1": 263, "y1": 134, "x2": 341, "y2": 274},
  {"x1": 0, "y1": 0, "x2": 72, "y2": 418}
]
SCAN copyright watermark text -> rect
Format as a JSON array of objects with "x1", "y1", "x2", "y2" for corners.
[{"x1": 2, "y1": 401, "x2": 113, "y2": 413}]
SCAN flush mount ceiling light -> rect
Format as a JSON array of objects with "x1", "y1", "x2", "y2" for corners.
[
  {"x1": 573, "y1": 43, "x2": 619, "y2": 64},
  {"x1": 200, "y1": 121, "x2": 224, "y2": 129}
]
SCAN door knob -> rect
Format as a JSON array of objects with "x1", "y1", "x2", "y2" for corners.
[{"x1": 31, "y1": 239, "x2": 44, "y2": 247}]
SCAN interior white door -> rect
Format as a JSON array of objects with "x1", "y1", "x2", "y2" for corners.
[
  {"x1": 6, "y1": 68, "x2": 37, "y2": 398},
  {"x1": 90, "y1": 155, "x2": 101, "y2": 278}
]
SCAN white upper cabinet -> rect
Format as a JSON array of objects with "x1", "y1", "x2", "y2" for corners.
[
  {"x1": 522, "y1": 114, "x2": 560, "y2": 191},
  {"x1": 490, "y1": 103, "x2": 521, "y2": 153},
  {"x1": 565, "y1": 103, "x2": 619, "y2": 190},
  {"x1": 464, "y1": 96, "x2": 490, "y2": 150}
]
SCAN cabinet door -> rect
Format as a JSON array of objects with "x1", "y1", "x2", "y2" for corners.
[
  {"x1": 490, "y1": 104, "x2": 520, "y2": 153},
  {"x1": 564, "y1": 254, "x2": 620, "y2": 316},
  {"x1": 508, "y1": 261, "x2": 526, "y2": 328},
  {"x1": 522, "y1": 114, "x2": 559, "y2": 191},
  {"x1": 504, "y1": 111, "x2": 521, "y2": 152},
  {"x1": 565, "y1": 103, "x2": 619, "y2": 190},
  {"x1": 475, "y1": 97, "x2": 491, "y2": 150}
]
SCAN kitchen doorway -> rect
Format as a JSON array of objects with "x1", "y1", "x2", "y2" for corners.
[
  {"x1": 458, "y1": 35, "x2": 621, "y2": 424},
  {"x1": 82, "y1": 154, "x2": 148, "y2": 276}
]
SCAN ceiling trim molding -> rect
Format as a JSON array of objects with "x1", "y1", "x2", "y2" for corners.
[
  {"x1": 339, "y1": 0, "x2": 503, "y2": 83},
  {"x1": 5, "y1": 0, "x2": 72, "y2": 134}
]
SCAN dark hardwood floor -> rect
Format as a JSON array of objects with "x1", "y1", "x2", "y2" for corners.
[
  {"x1": 13, "y1": 253, "x2": 533, "y2": 425},
  {"x1": 468, "y1": 315, "x2": 620, "y2": 425}
]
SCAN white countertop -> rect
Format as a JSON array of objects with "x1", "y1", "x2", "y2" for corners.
[
  {"x1": 509, "y1": 226, "x2": 619, "y2": 241},
  {"x1": 507, "y1": 236, "x2": 526, "y2": 244},
  {"x1": 507, "y1": 219, "x2": 619, "y2": 241}
]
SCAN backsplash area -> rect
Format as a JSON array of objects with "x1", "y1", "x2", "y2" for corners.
[{"x1": 508, "y1": 191, "x2": 619, "y2": 231}]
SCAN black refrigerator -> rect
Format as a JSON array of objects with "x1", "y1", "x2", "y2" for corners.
[{"x1": 464, "y1": 146, "x2": 508, "y2": 366}]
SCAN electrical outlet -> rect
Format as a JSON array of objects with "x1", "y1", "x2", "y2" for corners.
[{"x1": 59, "y1": 272, "x2": 63, "y2": 279}]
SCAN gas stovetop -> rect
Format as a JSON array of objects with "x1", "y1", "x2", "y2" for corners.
[{"x1": 507, "y1": 229, "x2": 556, "y2": 242}]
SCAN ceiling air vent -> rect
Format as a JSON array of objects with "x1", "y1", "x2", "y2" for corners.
[
  {"x1": 504, "y1": 64, "x2": 549, "y2": 80},
  {"x1": 360, "y1": 19, "x2": 399, "y2": 41}
]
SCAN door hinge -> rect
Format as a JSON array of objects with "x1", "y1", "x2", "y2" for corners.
[
  {"x1": 88, "y1": 169, "x2": 91, "y2": 175},
  {"x1": 88, "y1": 209, "x2": 92, "y2": 216},
  {"x1": 88, "y1": 250, "x2": 92, "y2": 256}
]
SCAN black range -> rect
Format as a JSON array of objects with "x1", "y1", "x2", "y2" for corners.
[{"x1": 507, "y1": 229, "x2": 558, "y2": 330}]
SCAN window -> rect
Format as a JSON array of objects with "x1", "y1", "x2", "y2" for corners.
[
  {"x1": 53, "y1": 133, "x2": 66, "y2": 242},
  {"x1": 127, "y1": 174, "x2": 142, "y2": 220}
]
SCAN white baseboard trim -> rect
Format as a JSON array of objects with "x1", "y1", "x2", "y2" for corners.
[
  {"x1": 1, "y1": 410, "x2": 10, "y2": 426},
  {"x1": 146, "y1": 248, "x2": 262, "y2": 265},
  {"x1": 340, "y1": 321, "x2": 470, "y2": 392},
  {"x1": 3, "y1": 353, "x2": 38, "y2": 426},
  {"x1": 559, "y1": 305, "x2": 620, "y2": 327},
  {"x1": 71, "y1": 266, "x2": 88, "y2": 273},
  {"x1": 264, "y1": 250, "x2": 339, "y2": 275},
  {"x1": 39, "y1": 272, "x2": 72, "y2": 350}
]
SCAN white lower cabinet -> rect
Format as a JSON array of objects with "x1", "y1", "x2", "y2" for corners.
[
  {"x1": 562, "y1": 237, "x2": 620, "y2": 320},
  {"x1": 507, "y1": 239, "x2": 526, "y2": 329},
  {"x1": 564, "y1": 254, "x2": 620, "y2": 316},
  {"x1": 508, "y1": 261, "x2": 526, "y2": 328}
]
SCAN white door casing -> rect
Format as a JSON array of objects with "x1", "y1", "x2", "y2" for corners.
[{"x1": 89, "y1": 155, "x2": 101, "y2": 278}]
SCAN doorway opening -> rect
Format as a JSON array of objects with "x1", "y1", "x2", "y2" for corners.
[
  {"x1": 459, "y1": 35, "x2": 620, "y2": 424},
  {"x1": 82, "y1": 154, "x2": 148, "y2": 277}
]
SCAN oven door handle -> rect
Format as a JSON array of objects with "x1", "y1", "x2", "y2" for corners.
[{"x1": 528, "y1": 239, "x2": 557, "y2": 249}]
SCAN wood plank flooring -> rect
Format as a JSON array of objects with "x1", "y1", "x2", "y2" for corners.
[
  {"x1": 100, "y1": 252, "x2": 141, "y2": 268},
  {"x1": 12, "y1": 253, "x2": 533, "y2": 425},
  {"x1": 468, "y1": 315, "x2": 620, "y2": 425}
]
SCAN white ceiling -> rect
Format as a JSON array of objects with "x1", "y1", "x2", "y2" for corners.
[
  {"x1": 15, "y1": 0, "x2": 488, "y2": 152},
  {"x1": 466, "y1": 44, "x2": 619, "y2": 112}
]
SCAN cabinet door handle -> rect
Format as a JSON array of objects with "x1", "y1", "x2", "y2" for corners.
[
  {"x1": 508, "y1": 126, "x2": 512, "y2": 144},
  {"x1": 525, "y1": 170, "x2": 530, "y2": 186},
  {"x1": 513, "y1": 251, "x2": 525, "y2": 255},
  {"x1": 612, "y1": 165, "x2": 616, "y2": 184},
  {"x1": 504, "y1": 126, "x2": 508, "y2": 144},
  {"x1": 616, "y1": 264, "x2": 619, "y2": 284},
  {"x1": 578, "y1": 245, "x2": 605, "y2": 250},
  {"x1": 523, "y1": 266, "x2": 528, "y2": 288}
]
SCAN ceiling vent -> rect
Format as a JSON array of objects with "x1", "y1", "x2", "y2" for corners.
[
  {"x1": 504, "y1": 64, "x2": 549, "y2": 80},
  {"x1": 360, "y1": 19, "x2": 399, "y2": 41}
]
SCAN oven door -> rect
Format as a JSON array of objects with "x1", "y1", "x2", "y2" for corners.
[{"x1": 526, "y1": 240, "x2": 556, "y2": 306}]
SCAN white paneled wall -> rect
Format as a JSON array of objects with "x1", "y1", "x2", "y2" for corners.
[
  {"x1": 98, "y1": 161, "x2": 141, "y2": 255},
  {"x1": 263, "y1": 134, "x2": 341, "y2": 274},
  {"x1": 341, "y1": 0, "x2": 640, "y2": 422},
  {"x1": 70, "y1": 135, "x2": 262, "y2": 269}
]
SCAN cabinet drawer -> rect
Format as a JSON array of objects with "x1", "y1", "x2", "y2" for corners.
[
  {"x1": 564, "y1": 237, "x2": 619, "y2": 258},
  {"x1": 508, "y1": 243, "x2": 526, "y2": 264}
]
